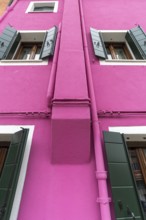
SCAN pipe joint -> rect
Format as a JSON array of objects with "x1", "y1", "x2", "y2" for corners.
[
  {"x1": 96, "y1": 171, "x2": 107, "y2": 180},
  {"x1": 96, "y1": 197, "x2": 111, "y2": 205}
]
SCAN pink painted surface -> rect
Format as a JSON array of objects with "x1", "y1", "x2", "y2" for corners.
[
  {"x1": 0, "y1": 0, "x2": 146, "y2": 219},
  {"x1": 0, "y1": 0, "x2": 94, "y2": 218},
  {"x1": 52, "y1": 0, "x2": 90, "y2": 163},
  {"x1": 54, "y1": 0, "x2": 88, "y2": 99},
  {"x1": 0, "y1": 0, "x2": 64, "y2": 112},
  {"x1": 0, "y1": 66, "x2": 52, "y2": 111},
  {"x1": 82, "y1": 0, "x2": 146, "y2": 112},
  {"x1": 0, "y1": 119, "x2": 99, "y2": 220},
  {"x1": 0, "y1": 0, "x2": 64, "y2": 31},
  {"x1": 19, "y1": 120, "x2": 99, "y2": 220},
  {"x1": 82, "y1": 0, "x2": 146, "y2": 219},
  {"x1": 51, "y1": 106, "x2": 90, "y2": 163},
  {"x1": 54, "y1": 50, "x2": 89, "y2": 99}
]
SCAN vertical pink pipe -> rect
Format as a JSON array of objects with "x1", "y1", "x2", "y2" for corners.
[
  {"x1": 78, "y1": 0, "x2": 112, "y2": 220},
  {"x1": 47, "y1": 23, "x2": 62, "y2": 108}
]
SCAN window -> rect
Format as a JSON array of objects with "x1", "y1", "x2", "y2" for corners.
[
  {"x1": 105, "y1": 42, "x2": 133, "y2": 60},
  {"x1": 14, "y1": 42, "x2": 42, "y2": 60},
  {"x1": 125, "y1": 134, "x2": 146, "y2": 214},
  {"x1": 0, "y1": 26, "x2": 58, "y2": 63},
  {"x1": 0, "y1": 125, "x2": 34, "y2": 220},
  {"x1": 103, "y1": 127, "x2": 146, "y2": 219},
  {"x1": 90, "y1": 25, "x2": 146, "y2": 62},
  {"x1": 26, "y1": 1, "x2": 58, "y2": 13}
]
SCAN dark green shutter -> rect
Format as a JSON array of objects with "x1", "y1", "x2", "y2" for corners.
[
  {"x1": 90, "y1": 27, "x2": 107, "y2": 59},
  {"x1": 0, "y1": 26, "x2": 21, "y2": 60},
  {"x1": 125, "y1": 26, "x2": 146, "y2": 59},
  {"x1": 103, "y1": 131, "x2": 144, "y2": 220},
  {"x1": 40, "y1": 26, "x2": 58, "y2": 59},
  {"x1": 0, "y1": 129, "x2": 29, "y2": 220},
  {"x1": 8, "y1": 0, "x2": 14, "y2": 6}
]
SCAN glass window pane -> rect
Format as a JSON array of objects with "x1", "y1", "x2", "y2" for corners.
[
  {"x1": 129, "y1": 148, "x2": 146, "y2": 214},
  {"x1": 115, "y1": 48, "x2": 127, "y2": 59},
  {"x1": 14, "y1": 43, "x2": 42, "y2": 60},
  {"x1": 34, "y1": 6, "x2": 54, "y2": 12},
  {"x1": 106, "y1": 47, "x2": 113, "y2": 60},
  {"x1": 34, "y1": 47, "x2": 41, "y2": 60},
  {"x1": 19, "y1": 47, "x2": 31, "y2": 60}
]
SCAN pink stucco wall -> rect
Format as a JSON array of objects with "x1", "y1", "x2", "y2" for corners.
[
  {"x1": 0, "y1": 0, "x2": 64, "y2": 112},
  {"x1": 82, "y1": 0, "x2": 146, "y2": 219},
  {"x1": 0, "y1": 0, "x2": 93, "y2": 219},
  {"x1": 82, "y1": 0, "x2": 146, "y2": 111},
  {"x1": 1, "y1": 0, "x2": 146, "y2": 219}
]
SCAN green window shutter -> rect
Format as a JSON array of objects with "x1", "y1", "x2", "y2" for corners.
[
  {"x1": 90, "y1": 27, "x2": 107, "y2": 59},
  {"x1": 0, "y1": 129, "x2": 29, "y2": 220},
  {"x1": 40, "y1": 26, "x2": 58, "y2": 59},
  {"x1": 103, "y1": 131, "x2": 144, "y2": 220},
  {"x1": 8, "y1": 0, "x2": 14, "y2": 6},
  {"x1": 0, "y1": 26, "x2": 21, "y2": 60},
  {"x1": 125, "y1": 26, "x2": 146, "y2": 59}
]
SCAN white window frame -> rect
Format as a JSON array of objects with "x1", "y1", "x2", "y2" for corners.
[
  {"x1": 0, "y1": 125, "x2": 34, "y2": 220},
  {"x1": 109, "y1": 126, "x2": 146, "y2": 134},
  {"x1": 26, "y1": 1, "x2": 58, "y2": 13},
  {"x1": 0, "y1": 31, "x2": 48, "y2": 66},
  {"x1": 99, "y1": 30, "x2": 146, "y2": 66}
]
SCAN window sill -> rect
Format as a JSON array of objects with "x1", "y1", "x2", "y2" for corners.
[
  {"x1": 100, "y1": 59, "x2": 146, "y2": 66},
  {"x1": 0, "y1": 59, "x2": 48, "y2": 66},
  {"x1": 27, "y1": 11, "x2": 55, "y2": 13}
]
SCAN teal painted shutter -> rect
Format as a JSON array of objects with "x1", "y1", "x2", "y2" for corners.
[
  {"x1": 125, "y1": 26, "x2": 146, "y2": 59},
  {"x1": 40, "y1": 26, "x2": 58, "y2": 59},
  {"x1": 0, "y1": 26, "x2": 21, "y2": 60},
  {"x1": 90, "y1": 27, "x2": 107, "y2": 59},
  {"x1": 103, "y1": 131, "x2": 144, "y2": 220},
  {"x1": 0, "y1": 129, "x2": 29, "y2": 220}
]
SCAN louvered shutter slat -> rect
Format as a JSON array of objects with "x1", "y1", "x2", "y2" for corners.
[
  {"x1": 6, "y1": 33, "x2": 21, "y2": 59},
  {"x1": 0, "y1": 26, "x2": 21, "y2": 60},
  {"x1": 0, "y1": 33, "x2": 12, "y2": 45},
  {"x1": 90, "y1": 27, "x2": 107, "y2": 59},
  {"x1": 40, "y1": 26, "x2": 57, "y2": 59},
  {"x1": 0, "y1": 165, "x2": 16, "y2": 188},
  {"x1": 126, "y1": 26, "x2": 146, "y2": 59},
  {"x1": 103, "y1": 131, "x2": 144, "y2": 220}
]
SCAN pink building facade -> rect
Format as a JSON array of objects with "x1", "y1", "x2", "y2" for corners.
[{"x1": 0, "y1": 0, "x2": 146, "y2": 219}]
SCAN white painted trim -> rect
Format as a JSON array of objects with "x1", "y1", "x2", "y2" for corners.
[
  {"x1": 100, "y1": 60, "x2": 146, "y2": 66},
  {"x1": 0, "y1": 60, "x2": 48, "y2": 66},
  {"x1": 109, "y1": 126, "x2": 146, "y2": 134},
  {"x1": 0, "y1": 125, "x2": 34, "y2": 220},
  {"x1": 26, "y1": 1, "x2": 58, "y2": 13},
  {"x1": 98, "y1": 30, "x2": 127, "y2": 33}
]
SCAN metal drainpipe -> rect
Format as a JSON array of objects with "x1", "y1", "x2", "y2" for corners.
[
  {"x1": 78, "y1": 0, "x2": 112, "y2": 220},
  {"x1": 47, "y1": 23, "x2": 62, "y2": 109}
]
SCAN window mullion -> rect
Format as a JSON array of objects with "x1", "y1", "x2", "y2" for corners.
[
  {"x1": 136, "y1": 148, "x2": 146, "y2": 185},
  {"x1": 14, "y1": 45, "x2": 24, "y2": 60},
  {"x1": 0, "y1": 148, "x2": 8, "y2": 174},
  {"x1": 123, "y1": 44, "x2": 133, "y2": 59},
  {"x1": 109, "y1": 44, "x2": 117, "y2": 59},
  {"x1": 29, "y1": 45, "x2": 37, "y2": 60}
]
